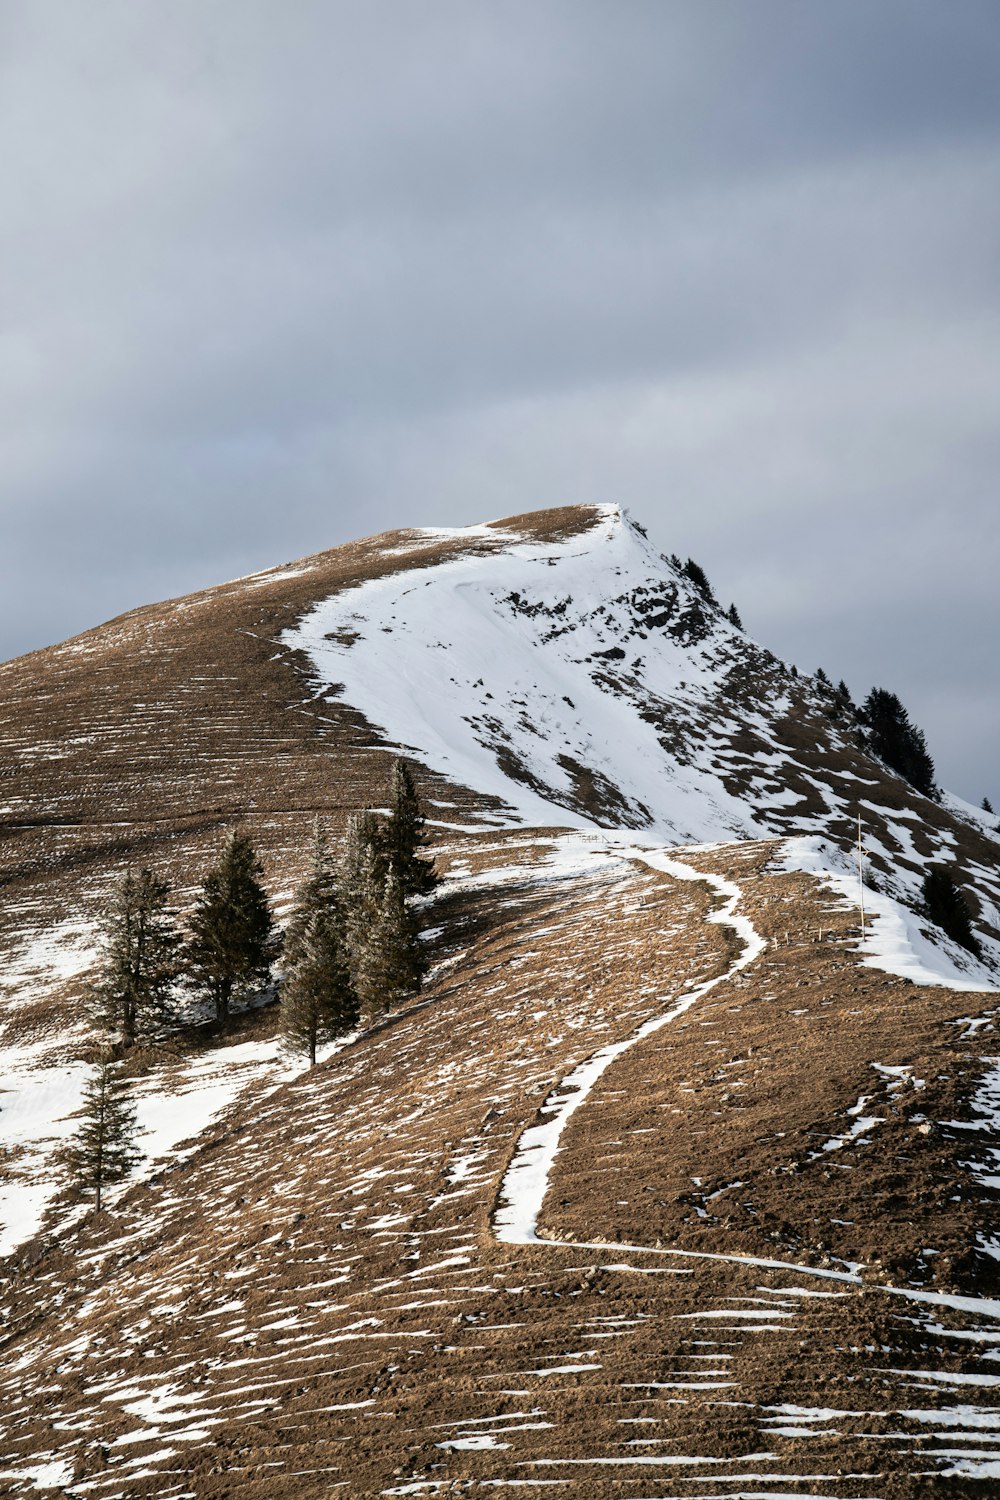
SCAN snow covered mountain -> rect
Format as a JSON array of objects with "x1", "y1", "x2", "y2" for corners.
[
  {"x1": 286, "y1": 502, "x2": 1000, "y2": 981},
  {"x1": 1, "y1": 502, "x2": 999, "y2": 1496},
  {"x1": 3, "y1": 500, "x2": 997, "y2": 995}
]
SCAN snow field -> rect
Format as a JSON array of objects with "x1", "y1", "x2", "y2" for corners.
[{"x1": 283, "y1": 506, "x2": 769, "y2": 844}]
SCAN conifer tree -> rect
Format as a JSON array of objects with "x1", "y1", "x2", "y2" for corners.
[
  {"x1": 381, "y1": 863, "x2": 427, "y2": 995},
  {"x1": 983, "y1": 796, "x2": 995, "y2": 815},
  {"x1": 341, "y1": 811, "x2": 387, "y2": 1009},
  {"x1": 726, "y1": 603, "x2": 743, "y2": 630},
  {"x1": 89, "y1": 868, "x2": 180, "y2": 1047},
  {"x1": 187, "y1": 828, "x2": 280, "y2": 1029},
  {"x1": 384, "y1": 760, "x2": 437, "y2": 897},
  {"x1": 352, "y1": 865, "x2": 426, "y2": 1019},
  {"x1": 815, "y1": 667, "x2": 830, "y2": 686},
  {"x1": 922, "y1": 867, "x2": 982, "y2": 957},
  {"x1": 280, "y1": 822, "x2": 358, "y2": 1065},
  {"x1": 340, "y1": 802, "x2": 430, "y2": 1020},
  {"x1": 341, "y1": 807, "x2": 386, "y2": 946},
  {"x1": 860, "y1": 688, "x2": 938, "y2": 800},
  {"x1": 64, "y1": 1054, "x2": 141, "y2": 1212},
  {"x1": 681, "y1": 558, "x2": 716, "y2": 603}
]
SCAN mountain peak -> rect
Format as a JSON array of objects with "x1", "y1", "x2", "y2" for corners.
[
  {"x1": 282, "y1": 504, "x2": 998, "y2": 982},
  {"x1": 1, "y1": 504, "x2": 999, "y2": 1494}
]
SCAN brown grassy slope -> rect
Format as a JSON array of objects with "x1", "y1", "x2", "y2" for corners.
[
  {"x1": 544, "y1": 841, "x2": 1000, "y2": 1292},
  {"x1": 0, "y1": 507, "x2": 602, "y2": 1044},
  {"x1": 1, "y1": 497, "x2": 997, "y2": 1053},
  {"x1": 0, "y1": 835, "x2": 996, "y2": 1499}
]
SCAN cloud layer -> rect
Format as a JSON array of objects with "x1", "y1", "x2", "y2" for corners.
[{"x1": 2, "y1": 1, "x2": 998, "y2": 799}]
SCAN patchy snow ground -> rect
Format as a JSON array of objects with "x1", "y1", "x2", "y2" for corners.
[
  {"x1": 782, "y1": 836, "x2": 998, "y2": 992},
  {"x1": 0, "y1": 1034, "x2": 318, "y2": 1258},
  {"x1": 284, "y1": 505, "x2": 998, "y2": 993},
  {"x1": 0, "y1": 918, "x2": 97, "y2": 1017},
  {"x1": 495, "y1": 851, "x2": 765, "y2": 1244},
  {"x1": 493, "y1": 838, "x2": 1000, "y2": 1341},
  {"x1": 0, "y1": 1044, "x2": 93, "y2": 1257},
  {"x1": 2, "y1": 824, "x2": 998, "y2": 1495}
]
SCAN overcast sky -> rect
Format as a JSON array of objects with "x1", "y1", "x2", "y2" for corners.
[{"x1": 2, "y1": 1, "x2": 997, "y2": 801}]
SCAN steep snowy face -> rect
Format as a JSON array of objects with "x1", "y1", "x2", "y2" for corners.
[
  {"x1": 285, "y1": 503, "x2": 1000, "y2": 980},
  {"x1": 285, "y1": 506, "x2": 788, "y2": 843}
]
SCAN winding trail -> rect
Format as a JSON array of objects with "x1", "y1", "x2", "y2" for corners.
[
  {"x1": 493, "y1": 840, "x2": 1000, "y2": 1327},
  {"x1": 494, "y1": 848, "x2": 765, "y2": 1245}
]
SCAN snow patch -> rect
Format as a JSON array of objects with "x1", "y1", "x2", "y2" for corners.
[{"x1": 781, "y1": 837, "x2": 997, "y2": 992}]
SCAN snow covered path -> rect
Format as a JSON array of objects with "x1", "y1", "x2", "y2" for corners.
[
  {"x1": 493, "y1": 841, "x2": 1000, "y2": 1334},
  {"x1": 494, "y1": 848, "x2": 766, "y2": 1244}
]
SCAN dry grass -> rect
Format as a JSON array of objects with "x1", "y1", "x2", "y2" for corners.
[
  {"x1": 0, "y1": 834, "x2": 996, "y2": 1497},
  {"x1": 0, "y1": 507, "x2": 998, "y2": 1496}
]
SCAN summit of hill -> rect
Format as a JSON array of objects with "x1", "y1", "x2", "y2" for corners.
[{"x1": 0, "y1": 503, "x2": 998, "y2": 1497}]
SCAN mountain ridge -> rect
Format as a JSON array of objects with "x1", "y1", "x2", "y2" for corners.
[
  {"x1": 282, "y1": 502, "x2": 1000, "y2": 979},
  {"x1": 1, "y1": 502, "x2": 999, "y2": 1496}
]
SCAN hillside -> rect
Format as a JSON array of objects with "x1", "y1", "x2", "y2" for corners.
[{"x1": 0, "y1": 504, "x2": 998, "y2": 1497}]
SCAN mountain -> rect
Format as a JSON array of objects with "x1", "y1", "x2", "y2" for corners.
[
  {"x1": 283, "y1": 502, "x2": 1000, "y2": 977},
  {"x1": 0, "y1": 503, "x2": 998, "y2": 1497}
]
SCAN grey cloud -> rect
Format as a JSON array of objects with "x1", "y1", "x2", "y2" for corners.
[{"x1": 1, "y1": 0, "x2": 998, "y2": 799}]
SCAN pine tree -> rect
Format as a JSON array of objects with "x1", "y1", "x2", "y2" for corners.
[
  {"x1": 186, "y1": 829, "x2": 280, "y2": 1029},
  {"x1": 280, "y1": 822, "x2": 358, "y2": 1065},
  {"x1": 836, "y1": 679, "x2": 854, "y2": 707},
  {"x1": 726, "y1": 603, "x2": 743, "y2": 630},
  {"x1": 384, "y1": 760, "x2": 437, "y2": 897},
  {"x1": 681, "y1": 558, "x2": 716, "y2": 603},
  {"x1": 63, "y1": 1054, "x2": 141, "y2": 1212},
  {"x1": 352, "y1": 865, "x2": 426, "y2": 1019},
  {"x1": 860, "y1": 688, "x2": 938, "y2": 800},
  {"x1": 922, "y1": 867, "x2": 981, "y2": 957},
  {"x1": 341, "y1": 809, "x2": 388, "y2": 895},
  {"x1": 983, "y1": 797, "x2": 995, "y2": 815},
  {"x1": 341, "y1": 809, "x2": 387, "y2": 950},
  {"x1": 341, "y1": 810, "x2": 388, "y2": 1011},
  {"x1": 815, "y1": 667, "x2": 830, "y2": 686},
  {"x1": 88, "y1": 869, "x2": 180, "y2": 1047},
  {"x1": 341, "y1": 803, "x2": 430, "y2": 1020},
  {"x1": 381, "y1": 863, "x2": 427, "y2": 995}
]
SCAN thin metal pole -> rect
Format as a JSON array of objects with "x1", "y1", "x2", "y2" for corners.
[{"x1": 857, "y1": 812, "x2": 866, "y2": 944}]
